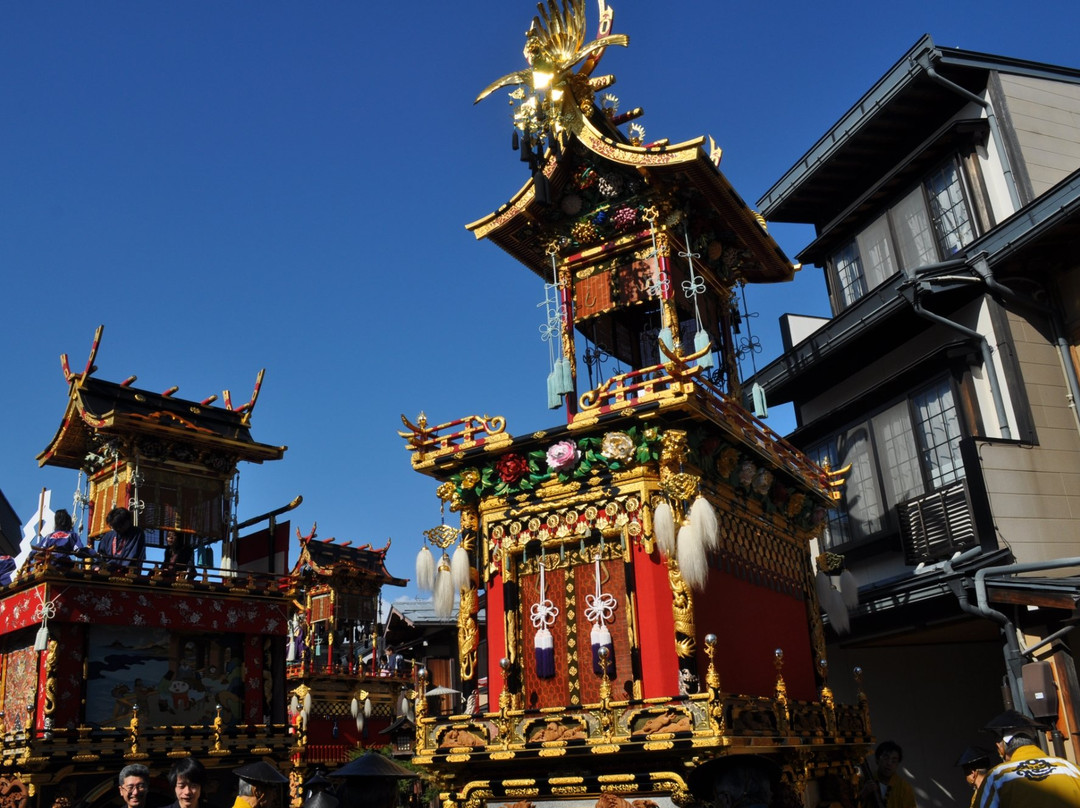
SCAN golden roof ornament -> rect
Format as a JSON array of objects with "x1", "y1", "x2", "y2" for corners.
[
  {"x1": 474, "y1": 0, "x2": 628, "y2": 105},
  {"x1": 476, "y1": 0, "x2": 629, "y2": 164}
]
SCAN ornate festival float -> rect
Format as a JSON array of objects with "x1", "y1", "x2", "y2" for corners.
[
  {"x1": 1, "y1": 328, "x2": 412, "y2": 808},
  {"x1": 399, "y1": 1, "x2": 870, "y2": 805}
]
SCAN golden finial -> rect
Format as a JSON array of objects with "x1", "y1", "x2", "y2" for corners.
[
  {"x1": 704, "y1": 633, "x2": 720, "y2": 691},
  {"x1": 774, "y1": 648, "x2": 787, "y2": 702},
  {"x1": 774, "y1": 648, "x2": 790, "y2": 734},
  {"x1": 598, "y1": 646, "x2": 612, "y2": 702},
  {"x1": 127, "y1": 703, "x2": 141, "y2": 757},
  {"x1": 474, "y1": 0, "x2": 629, "y2": 105},
  {"x1": 499, "y1": 657, "x2": 512, "y2": 712},
  {"x1": 212, "y1": 703, "x2": 224, "y2": 754},
  {"x1": 818, "y1": 658, "x2": 833, "y2": 706},
  {"x1": 855, "y1": 665, "x2": 871, "y2": 734}
]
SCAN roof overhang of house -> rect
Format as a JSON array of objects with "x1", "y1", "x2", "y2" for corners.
[
  {"x1": 750, "y1": 167, "x2": 1080, "y2": 418},
  {"x1": 758, "y1": 34, "x2": 1080, "y2": 226}
]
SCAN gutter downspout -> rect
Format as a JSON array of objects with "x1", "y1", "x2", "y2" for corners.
[
  {"x1": 970, "y1": 254, "x2": 1080, "y2": 437},
  {"x1": 973, "y1": 557, "x2": 1080, "y2": 738},
  {"x1": 899, "y1": 260, "x2": 1013, "y2": 439},
  {"x1": 921, "y1": 58, "x2": 1024, "y2": 213},
  {"x1": 942, "y1": 548, "x2": 1029, "y2": 714}
]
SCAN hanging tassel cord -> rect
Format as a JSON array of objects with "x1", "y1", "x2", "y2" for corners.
[
  {"x1": 529, "y1": 559, "x2": 560, "y2": 632},
  {"x1": 530, "y1": 559, "x2": 560, "y2": 679},
  {"x1": 680, "y1": 222, "x2": 706, "y2": 334},
  {"x1": 584, "y1": 554, "x2": 617, "y2": 630}
]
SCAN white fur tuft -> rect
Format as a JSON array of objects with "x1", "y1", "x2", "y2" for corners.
[
  {"x1": 416, "y1": 545, "x2": 435, "y2": 593},
  {"x1": 654, "y1": 502, "x2": 675, "y2": 557},
  {"x1": 839, "y1": 569, "x2": 860, "y2": 609},
  {"x1": 433, "y1": 553, "x2": 455, "y2": 617},
  {"x1": 451, "y1": 544, "x2": 472, "y2": 591},
  {"x1": 676, "y1": 522, "x2": 709, "y2": 591},
  {"x1": 689, "y1": 496, "x2": 719, "y2": 551}
]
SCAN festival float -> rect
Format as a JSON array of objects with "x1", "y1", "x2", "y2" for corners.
[
  {"x1": 399, "y1": 1, "x2": 871, "y2": 805},
  {"x1": 0, "y1": 328, "x2": 413, "y2": 808}
]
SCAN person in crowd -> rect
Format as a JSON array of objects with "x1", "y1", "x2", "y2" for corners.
[
  {"x1": 233, "y1": 761, "x2": 289, "y2": 808},
  {"x1": 686, "y1": 754, "x2": 779, "y2": 808},
  {"x1": 955, "y1": 746, "x2": 994, "y2": 806},
  {"x1": 167, "y1": 757, "x2": 215, "y2": 808},
  {"x1": 101, "y1": 507, "x2": 146, "y2": 570},
  {"x1": 162, "y1": 530, "x2": 196, "y2": 580},
  {"x1": 859, "y1": 741, "x2": 917, "y2": 808},
  {"x1": 31, "y1": 509, "x2": 88, "y2": 565},
  {"x1": 0, "y1": 556, "x2": 15, "y2": 585},
  {"x1": 118, "y1": 764, "x2": 151, "y2": 808},
  {"x1": 974, "y1": 709, "x2": 1080, "y2": 807}
]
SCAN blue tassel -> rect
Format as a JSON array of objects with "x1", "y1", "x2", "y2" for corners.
[
  {"x1": 752, "y1": 382, "x2": 768, "y2": 418},
  {"x1": 694, "y1": 330, "x2": 714, "y2": 369},
  {"x1": 535, "y1": 628, "x2": 555, "y2": 678},
  {"x1": 555, "y1": 357, "x2": 574, "y2": 395},
  {"x1": 547, "y1": 368, "x2": 561, "y2": 409}
]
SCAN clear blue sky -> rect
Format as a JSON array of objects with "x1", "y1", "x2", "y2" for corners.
[{"x1": 3, "y1": 0, "x2": 1077, "y2": 590}]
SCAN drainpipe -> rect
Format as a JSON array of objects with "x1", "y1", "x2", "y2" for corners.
[
  {"x1": 970, "y1": 254, "x2": 1080, "y2": 437},
  {"x1": 921, "y1": 58, "x2": 1023, "y2": 213},
  {"x1": 941, "y1": 548, "x2": 1027, "y2": 712},
  {"x1": 900, "y1": 260, "x2": 1013, "y2": 439},
  {"x1": 973, "y1": 557, "x2": 1080, "y2": 727}
]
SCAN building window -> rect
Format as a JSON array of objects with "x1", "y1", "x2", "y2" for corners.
[
  {"x1": 810, "y1": 377, "x2": 966, "y2": 550},
  {"x1": 913, "y1": 378, "x2": 964, "y2": 488},
  {"x1": 834, "y1": 241, "x2": 865, "y2": 307},
  {"x1": 925, "y1": 160, "x2": 976, "y2": 257},
  {"x1": 829, "y1": 157, "x2": 977, "y2": 309}
]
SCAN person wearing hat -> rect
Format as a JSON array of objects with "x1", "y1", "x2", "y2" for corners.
[
  {"x1": 858, "y1": 741, "x2": 916, "y2": 808},
  {"x1": 329, "y1": 751, "x2": 419, "y2": 808},
  {"x1": 954, "y1": 747, "x2": 994, "y2": 807},
  {"x1": 686, "y1": 755, "x2": 779, "y2": 808},
  {"x1": 973, "y1": 709, "x2": 1080, "y2": 807},
  {"x1": 233, "y1": 762, "x2": 289, "y2": 808}
]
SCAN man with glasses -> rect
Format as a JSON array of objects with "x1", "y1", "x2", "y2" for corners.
[{"x1": 119, "y1": 764, "x2": 151, "y2": 808}]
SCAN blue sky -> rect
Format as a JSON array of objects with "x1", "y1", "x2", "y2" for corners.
[{"x1": 2, "y1": 0, "x2": 1078, "y2": 590}]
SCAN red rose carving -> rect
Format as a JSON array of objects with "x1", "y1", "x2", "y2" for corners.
[{"x1": 495, "y1": 453, "x2": 529, "y2": 484}]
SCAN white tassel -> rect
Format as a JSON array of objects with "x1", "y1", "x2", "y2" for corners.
[
  {"x1": 451, "y1": 544, "x2": 471, "y2": 591},
  {"x1": 356, "y1": 714, "x2": 364, "y2": 733},
  {"x1": 828, "y1": 586, "x2": 851, "y2": 635},
  {"x1": 839, "y1": 569, "x2": 860, "y2": 609},
  {"x1": 654, "y1": 502, "x2": 675, "y2": 557},
  {"x1": 814, "y1": 571, "x2": 833, "y2": 606},
  {"x1": 364, "y1": 697, "x2": 372, "y2": 718},
  {"x1": 351, "y1": 698, "x2": 359, "y2": 718},
  {"x1": 815, "y1": 573, "x2": 851, "y2": 635},
  {"x1": 416, "y1": 545, "x2": 435, "y2": 593},
  {"x1": 689, "y1": 496, "x2": 718, "y2": 551},
  {"x1": 676, "y1": 521, "x2": 709, "y2": 591},
  {"x1": 433, "y1": 553, "x2": 454, "y2": 617}
]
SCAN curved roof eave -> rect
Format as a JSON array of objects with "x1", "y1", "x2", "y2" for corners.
[{"x1": 467, "y1": 112, "x2": 792, "y2": 282}]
